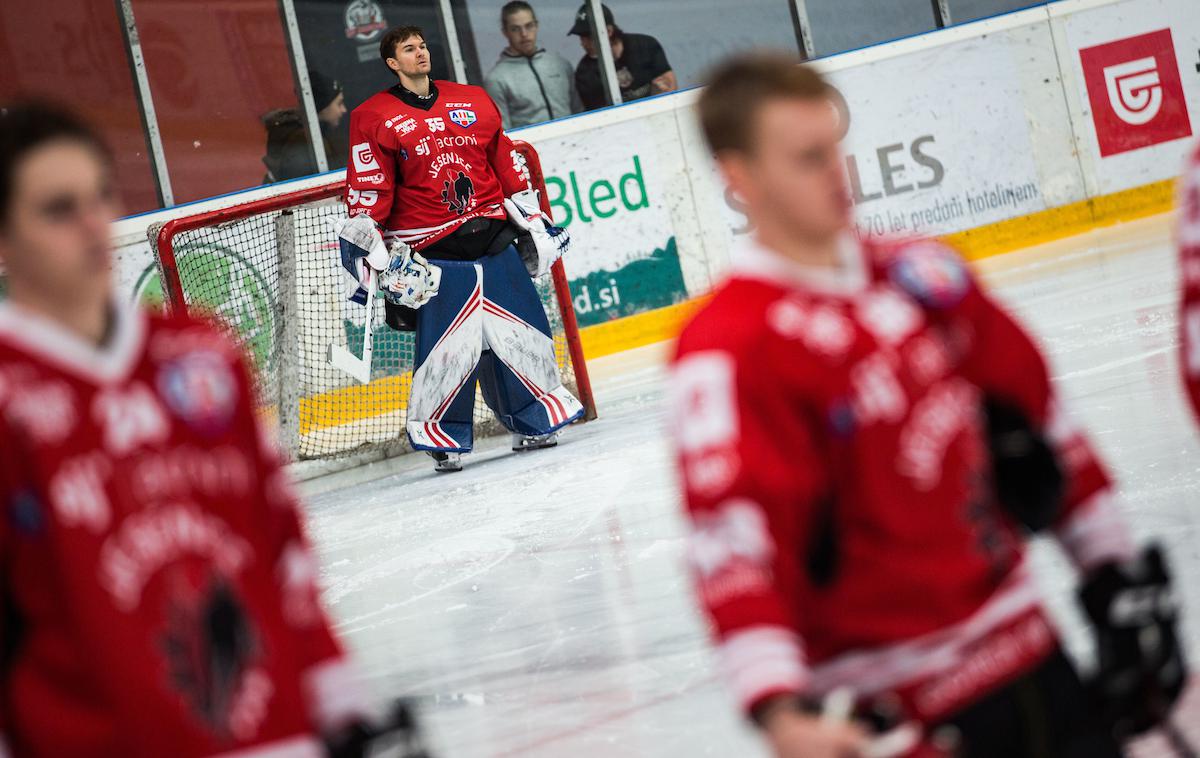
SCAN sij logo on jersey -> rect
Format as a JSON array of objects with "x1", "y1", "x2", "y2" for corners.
[{"x1": 448, "y1": 109, "x2": 477, "y2": 129}]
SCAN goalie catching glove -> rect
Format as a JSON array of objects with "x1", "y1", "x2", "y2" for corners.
[
  {"x1": 379, "y1": 240, "x2": 441, "y2": 309},
  {"x1": 335, "y1": 214, "x2": 441, "y2": 309},
  {"x1": 504, "y1": 188, "x2": 571, "y2": 278}
]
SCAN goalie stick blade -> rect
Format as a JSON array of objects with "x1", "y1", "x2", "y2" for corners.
[{"x1": 327, "y1": 343, "x2": 372, "y2": 384}]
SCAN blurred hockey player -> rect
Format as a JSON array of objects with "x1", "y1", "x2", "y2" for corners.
[
  {"x1": 341, "y1": 24, "x2": 582, "y2": 473},
  {"x1": 670, "y1": 56, "x2": 1187, "y2": 758},
  {"x1": 1180, "y1": 140, "x2": 1200, "y2": 423},
  {"x1": 0, "y1": 102, "x2": 428, "y2": 757}
]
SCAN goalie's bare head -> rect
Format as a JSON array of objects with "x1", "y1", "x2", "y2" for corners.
[
  {"x1": 699, "y1": 54, "x2": 853, "y2": 248},
  {"x1": 0, "y1": 100, "x2": 115, "y2": 311},
  {"x1": 381, "y1": 25, "x2": 432, "y2": 80}
]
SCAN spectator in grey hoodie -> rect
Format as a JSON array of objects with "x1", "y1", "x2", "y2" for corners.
[{"x1": 484, "y1": 1, "x2": 582, "y2": 128}]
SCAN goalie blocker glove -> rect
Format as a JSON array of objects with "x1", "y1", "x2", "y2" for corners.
[
  {"x1": 379, "y1": 239, "x2": 442, "y2": 309},
  {"x1": 504, "y1": 188, "x2": 571, "y2": 278},
  {"x1": 1079, "y1": 543, "x2": 1187, "y2": 739}
]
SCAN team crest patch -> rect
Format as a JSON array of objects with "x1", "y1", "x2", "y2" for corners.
[
  {"x1": 448, "y1": 109, "x2": 477, "y2": 128},
  {"x1": 157, "y1": 351, "x2": 238, "y2": 436},
  {"x1": 888, "y1": 244, "x2": 969, "y2": 309}
]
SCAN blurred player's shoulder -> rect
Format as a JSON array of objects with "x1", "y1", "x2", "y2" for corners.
[
  {"x1": 0, "y1": 300, "x2": 242, "y2": 376},
  {"x1": 863, "y1": 234, "x2": 975, "y2": 311},
  {"x1": 144, "y1": 305, "x2": 245, "y2": 364},
  {"x1": 675, "y1": 241, "x2": 822, "y2": 360}
]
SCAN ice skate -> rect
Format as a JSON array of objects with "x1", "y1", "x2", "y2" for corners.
[
  {"x1": 429, "y1": 451, "x2": 462, "y2": 473},
  {"x1": 512, "y1": 431, "x2": 559, "y2": 452}
]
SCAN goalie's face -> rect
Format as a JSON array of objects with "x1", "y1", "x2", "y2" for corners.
[
  {"x1": 718, "y1": 96, "x2": 853, "y2": 243},
  {"x1": 0, "y1": 139, "x2": 115, "y2": 303},
  {"x1": 387, "y1": 35, "x2": 432, "y2": 78}
]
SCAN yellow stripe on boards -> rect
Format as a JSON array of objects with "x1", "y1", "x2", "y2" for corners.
[
  {"x1": 298, "y1": 374, "x2": 412, "y2": 436},
  {"x1": 944, "y1": 179, "x2": 1176, "y2": 261}
]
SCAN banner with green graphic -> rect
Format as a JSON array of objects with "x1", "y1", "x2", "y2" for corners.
[{"x1": 530, "y1": 118, "x2": 690, "y2": 326}]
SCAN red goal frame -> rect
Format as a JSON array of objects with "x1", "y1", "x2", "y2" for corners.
[{"x1": 152, "y1": 140, "x2": 597, "y2": 422}]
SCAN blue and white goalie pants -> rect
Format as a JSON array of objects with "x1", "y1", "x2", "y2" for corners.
[{"x1": 406, "y1": 244, "x2": 584, "y2": 452}]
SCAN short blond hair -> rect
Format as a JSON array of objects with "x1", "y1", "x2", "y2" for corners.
[{"x1": 698, "y1": 53, "x2": 833, "y2": 155}]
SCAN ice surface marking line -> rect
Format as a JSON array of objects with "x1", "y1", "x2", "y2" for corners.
[
  {"x1": 493, "y1": 674, "x2": 720, "y2": 758},
  {"x1": 330, "y1": 532, "x2": 519, "y2": 630}
]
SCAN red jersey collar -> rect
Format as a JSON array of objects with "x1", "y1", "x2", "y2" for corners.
[
  {"x1": 0, "y1": 297, "x2": 147, "y2": 384},
  {"x1": 730, "y1": 233, "x2": 870, "y2": 295}
]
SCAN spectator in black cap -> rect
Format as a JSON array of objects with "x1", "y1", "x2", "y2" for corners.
[
  {"x1": 570, "y1": 3, "x2": 676, "y2": 111},
  {"x1": 260, "y1": 69, "x2": 347, "y2": 183}
]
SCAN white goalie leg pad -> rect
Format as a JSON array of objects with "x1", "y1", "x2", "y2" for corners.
[
  {"x1": 406, "y1": 266, "x2": 485, "y2": 449},
  {"x1": 482, "y1": 296, "x2": 583, "y2": 426}
]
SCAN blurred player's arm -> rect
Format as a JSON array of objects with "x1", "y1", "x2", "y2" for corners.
[
  {"x1": 669, "y1": 336, "x2": 837, "y2": 712},
  {"x1": 1179, "y1": 142, "x2": 1200, "y2": 423},
  {"x1": 935, "y1": 247, "x2": 1134, "y2": 569},
  {"x1": 670, "y1": 338, "x2": 868, "y2": 755},
  {"x1": 228, "y1": 349, "x2": 371, "y2": 735},
  {"x1": 904, "y1": 244, "x2": 1185, "y2": 737},
  {"x1": 0, "y1": 443, "x2": 11, "y2": 756},
  {"x1": 345, "y1": 110, "x2": 399, "y2": 227}
]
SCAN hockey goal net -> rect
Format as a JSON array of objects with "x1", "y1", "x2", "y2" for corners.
[{"x1": 148, "y1": 141, "x2": 596, "y2": 462}]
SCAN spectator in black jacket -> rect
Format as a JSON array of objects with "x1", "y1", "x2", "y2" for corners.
[
  {"x1": 261, "y1": 69, "x2": 347, "y2": 183},
  {"x1": 570, "y1": 3, "x2": 676, "y2": 111}
]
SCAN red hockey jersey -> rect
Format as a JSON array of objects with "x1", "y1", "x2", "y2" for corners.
[
  {"x1": 345, "y1": 80, "x2": 530, "y2": 251},
  {"x1": 669, "y1": 235, "x2": 1133, "y2": 724},
  {"x1": 1180, "y1": 141, "x2": 1200, "y2": 423},
  {"x1": 0, "y1": 301, "x2": 366, "y2": 757}
]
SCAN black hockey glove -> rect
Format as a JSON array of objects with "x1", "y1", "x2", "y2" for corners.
[
  {"x1": 324, "y1": 699, "x2": 432, "y2": 758},
  {"x1": 984, "y1": 397, "x2": 1064, "y2": 532},
  {"x1": 1079, "y1": 544, "x2": 1187, "y2": 738}
]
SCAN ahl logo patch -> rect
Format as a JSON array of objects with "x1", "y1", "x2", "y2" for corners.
[
  {"x1": 157, "y1": 351, "x2": 238, "y2": 436},
  {"x1": 888, "y1": 244, "x2": 969, "y2": 309},
  {"x1": 448, "y1": 109, "x2": 477, "y2": 128}
]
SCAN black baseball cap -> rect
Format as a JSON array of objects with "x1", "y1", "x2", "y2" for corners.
[{"x1": 568, "y1": 3, "x2": 615, "y2": 36}]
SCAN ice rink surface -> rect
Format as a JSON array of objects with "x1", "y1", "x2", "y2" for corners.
[{"x1": 301, "y1": 213, "x2": 1200, "y2": 757}]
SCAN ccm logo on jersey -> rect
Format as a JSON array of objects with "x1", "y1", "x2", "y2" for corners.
[
  {"x1": 448, "y1": 109, "x2": 477, "y2": 128},
  {"x1": 1079, "y1": 29, "x2": 1192, "y2": 157},
  {"x1": 352, "y1": 142, "x2": 381, "y2": 173}
]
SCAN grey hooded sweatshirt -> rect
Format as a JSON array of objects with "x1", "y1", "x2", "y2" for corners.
[{"x1": 484, "y1": 48, "x2": 582, "y2": 129}]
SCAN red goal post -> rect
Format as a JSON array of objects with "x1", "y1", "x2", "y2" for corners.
[{"x1": 149, "y1": 140, "x2": 596, "y2": 462}]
